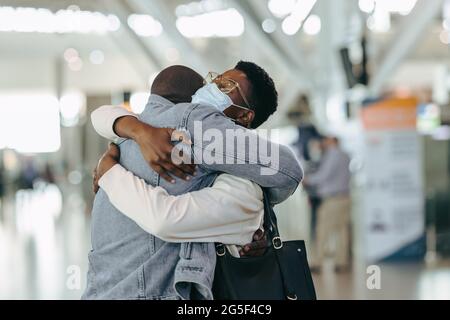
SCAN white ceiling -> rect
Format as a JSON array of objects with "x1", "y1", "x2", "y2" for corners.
[{"x1": 0, "y1": 0, "x2": 448, "y2": 105}]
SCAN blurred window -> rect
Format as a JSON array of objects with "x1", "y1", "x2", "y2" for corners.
[{"x1": 0, "y1": 93, "x2": 60, "y2": 153}]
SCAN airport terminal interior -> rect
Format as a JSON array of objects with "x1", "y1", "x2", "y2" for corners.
[{"x1": 0, "y1": 0, "x2": 450, "y2": 300}]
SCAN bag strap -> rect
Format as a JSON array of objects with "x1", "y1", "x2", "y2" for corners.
[
  {"x1": 262, "y1": 189, "x2": 282, "y2": 249},
  {"x1": 262, "y1": 189, "x2": 298, "y2": 300},
  {"x1": 215, "y1": 189, "x2": 282, "y2": 254}
]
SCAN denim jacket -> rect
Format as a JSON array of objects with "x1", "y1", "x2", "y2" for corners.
[{"x1": 82, "y1": 95, "x2": 303, "y2": 300}]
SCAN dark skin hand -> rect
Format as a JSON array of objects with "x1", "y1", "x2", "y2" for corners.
[
  {"x1": 239, "y1": 229, "x2": 267, "y2": 257},
  {"x1": 113, "y1": 116, "x2": 196, "y2": 183},
  {"x1": 93, "y1": 143, "x2": 268, "y2": 257},
  {"x1": 92, "y1": 143, "x2": 120, "y2": 194}
]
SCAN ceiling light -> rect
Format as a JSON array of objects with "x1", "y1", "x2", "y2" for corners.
[
  {"x1": 0, "y1": 6, "x2": 121, "y2": 34},
  {"x1": 359, "y1": 0, "x2": 376, "y2": 13},
  {"x1": 63, "y1": 48, "x2": 79, "y2": 63},
  {"x1": 176, "y1": 8, "x2": 244, "y2": 38},
  {"x1": 89, "y1": 50, "x2": 105, "y2": 65},
  {"x1": 68, "y1": 57, "x2": 83, "y2": 71},
  {"x1": 268, "y1": 0, "x2": 297, "y2": 18},
  {"x1": 281, "y1": 15, "x2": 302, "y2": 35},
  {"x1": 303, "y1": 14, "x2": 321, "y2": 35},
  {"x1": 262, "y1": 18, "x2": 276, "y2": 33},
  {"x1": 127, "y1": 14, "x2": 163, "y2": 37}
]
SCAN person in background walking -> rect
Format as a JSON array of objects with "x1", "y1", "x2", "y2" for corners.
[
  {"x1": 288, "y1": 95, "x2": 323, "y2": 245},
  {"x1": 304, "y1": 136, "x2": 351, "y2": 273}
]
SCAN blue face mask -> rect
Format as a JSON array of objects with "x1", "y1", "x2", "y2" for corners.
[{"x1": 191, "y1": 83, "x2": 233, "y2": 112}]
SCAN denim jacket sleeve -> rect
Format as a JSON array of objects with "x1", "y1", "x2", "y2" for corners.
[{"x1": 184, "y1": 104, "x2": 303, "y2": 205}]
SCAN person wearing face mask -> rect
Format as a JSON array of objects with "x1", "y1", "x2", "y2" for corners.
[
  {"x1": 85, "y1": 62, "x2": 303, "y2": 300},
  {"x1": 190, "y1": 72, "x2": 254, "y2": 125},
  {"x1": 191, "y1": 82, "x2": 234, "y2": 113}
]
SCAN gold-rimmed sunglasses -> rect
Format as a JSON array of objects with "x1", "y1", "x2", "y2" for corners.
[{"x1": 204, "y1": 71, "x2": 252, "y2": 111}]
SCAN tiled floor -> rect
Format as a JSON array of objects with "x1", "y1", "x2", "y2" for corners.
[
  {"x1": 312, "y1": 259, "x2": 450, "y2": 300},
  {"x1": 0, "y1": 185, "x2": 91, "y2": 300},
  {"x1": 1, "y1": 186, "x2": 449, "y2": 300}
]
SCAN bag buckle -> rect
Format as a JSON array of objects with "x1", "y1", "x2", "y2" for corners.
[
  {"x1": 287, "y1": 293, "x2": 298, "y2": 300},
  {"x1": 272, "y1": 237, "x2": 283, "y2": 249},
  {"x1": 216, "y1": 244, "x2": 226, "y2": 256}
]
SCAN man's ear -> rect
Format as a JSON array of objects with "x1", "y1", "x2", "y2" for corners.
[{"x1": 236, "y1": 110, "x2": 255, "y2": 128}]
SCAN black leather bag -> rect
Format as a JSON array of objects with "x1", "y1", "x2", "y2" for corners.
[{"x1": 212, "y1": 191, "x2": 317, "y2": 300}]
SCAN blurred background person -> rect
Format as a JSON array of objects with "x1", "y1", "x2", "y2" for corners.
[
  {"x1": 288, "y1": 94, "x2": 323, "y2": 244},
  {"x1": 19, "y1": 158, "x2": 39, "y2": 190},
  {"x1": 41, "y1": 162, "x2": 56, "y2": 185},
  {"x1": 304, "y1": 137, "x2": 352, "y2": 273},
  {"x1": 288, "y1": 95, "x2": 321, "y2": 163},
  {"x1": 304, "y1": 138, "x2": 324, "y2": 244}
]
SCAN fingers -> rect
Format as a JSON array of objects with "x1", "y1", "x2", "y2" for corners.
[
  {"x1": 156, "y1": 160, "x2": 197, "y2": 182},
  {"x1": 152, "y1": 146, "x2": 196, "y2": 182},
  {"x1": 253, "y1": 229, "x2": 265, "y2": 241},
  {"x1": 159, "y1": 129, "x2": 196, "y2": 180},
  {"x1": 93, "y1": 182, "x2": 99, "y2": 194},
  {"x1": 240, "y1": 248, "x2": 266, "y2": 257},
  {"x1": 239, "y1": 239, "x2": 268, "y2": 257},
  {"x1": 169, "y1": 146, "x2": 196, "y2": 176},
  {"x1": 151, "y1": 160, "x2": 196, "y2": 182},
  {"x1": 153, "y1": 165, "x2": 175, "y2": 184},
  {"x1": 92, "y1": 168, "x2": 99, "y2": 194},
  {"x1": 161, "y1": 162, "x2": 190, "y2": 181},
  {"x1": 245, "y1": 239, "x2": 267, "y2": 251},
  {"x1": 108, "y1": 143, "x2": 120, "y2": 159},
  {"x1": 179, "y1": 163, "x2": 197, "y2": 176}
]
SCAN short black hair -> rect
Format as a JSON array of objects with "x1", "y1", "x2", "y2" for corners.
[
  {"x1": 234, "y1": 61, "x2": 278, "y2": 128},
  {"x1": 151, "y1": 65, "x2": 203, "y2": 104}
]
